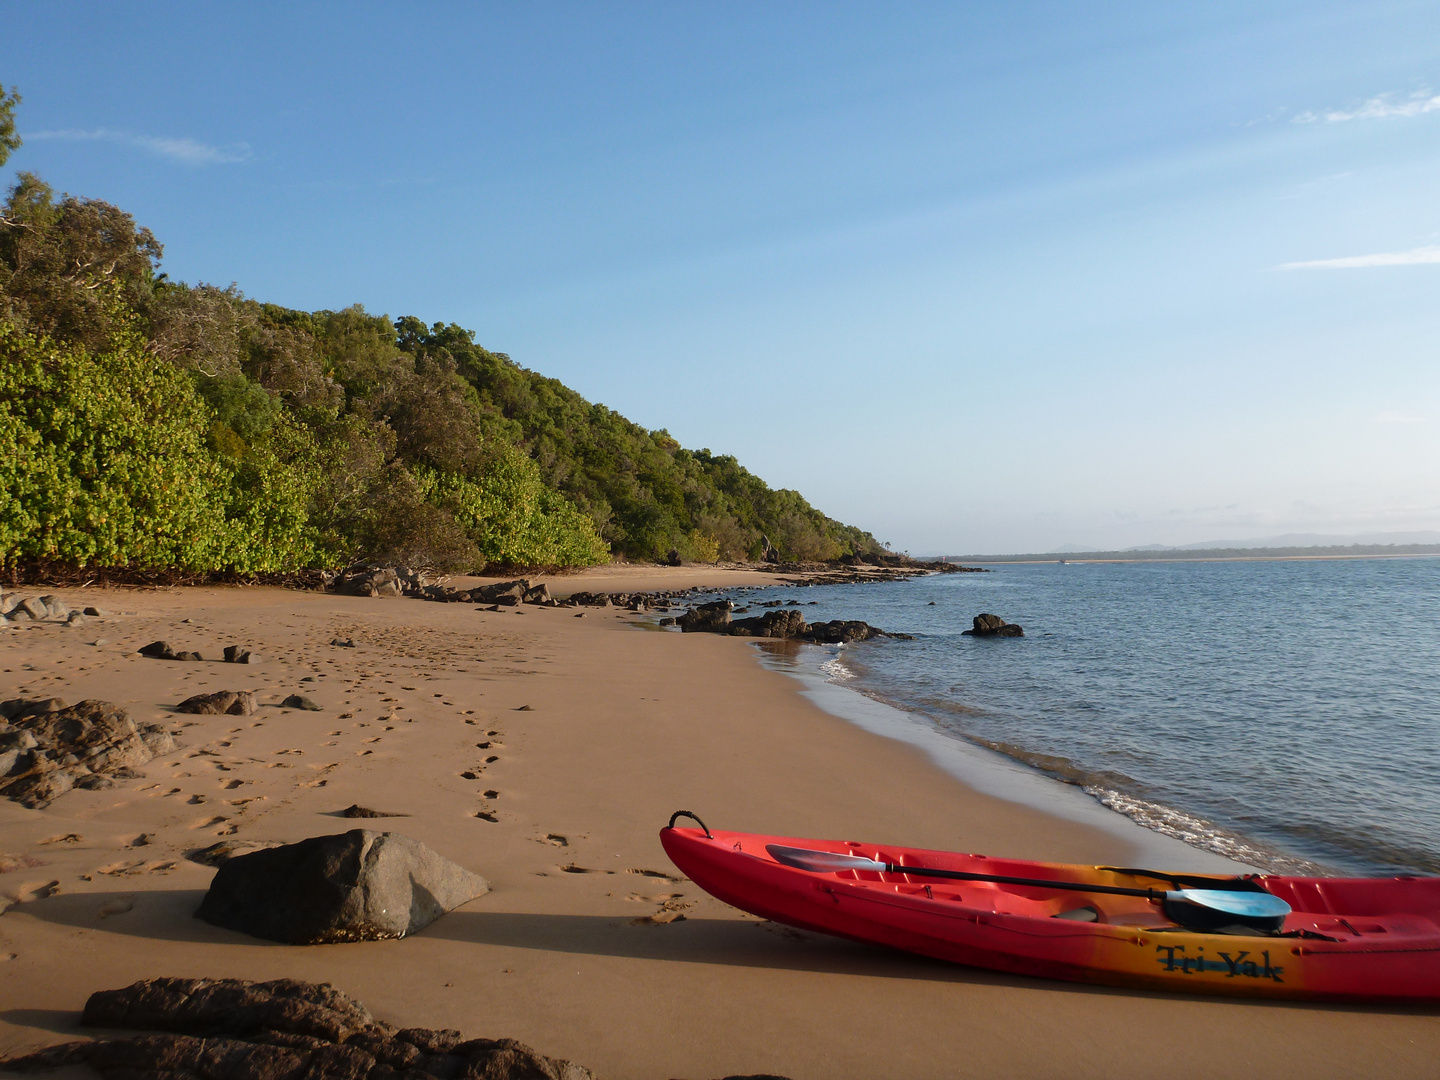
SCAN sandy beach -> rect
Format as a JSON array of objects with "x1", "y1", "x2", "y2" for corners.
[{"x1": 2, "y1": 570, "x2": 1437, "y2": 1080}]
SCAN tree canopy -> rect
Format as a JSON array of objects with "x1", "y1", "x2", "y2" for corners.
[{"x1": 0, "y1": 89, "x2": 882, "y2": 575}]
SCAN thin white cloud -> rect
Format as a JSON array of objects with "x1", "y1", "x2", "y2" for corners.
[
  {"x1": 1373, "y1": 412, "x2": 1426, "y2": 425},
  {"x1": 1281, "y1": 245, "x2": 1440, "y2": 270},
  {"x1": 29, "y1": 128, "x2": 250, "y2": 164},
  {"x1": 1294, "y1": 90, "x2": 1440, "y2": 124}
]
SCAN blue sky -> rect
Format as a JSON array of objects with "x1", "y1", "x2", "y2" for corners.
[{"x1": 4, "y1": 2, "x2": 1439, "y2": 553}]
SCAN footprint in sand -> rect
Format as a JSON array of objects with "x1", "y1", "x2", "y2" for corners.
[
  {"x1": 96, "y1": 861, "x2": 147, "y2": 876},
  {"x1": 189, "y1": 816, "x2": 227, "y2": 830},
  {"x1": 560, "y1": 864, "x2": 596, "y2": 874},
  {"x1": 3, "y1": 880, "x2": 60, "y2": 907},
  {"x1": 362, "y1": 736, "x2": 381, "y2": 744},
  {"x1": 472, "y1": 811, "x2": 498, "y2": 822},
  {"x1": 98, "y1": 895, "x2": 135, "y2": 918},
  {"x1": 628, "y1": 868, "x2": 683, "y2": 882},
  {"x1": 460, "y1": 770, "x2": 479, "y2": 780},
  {"x1": 222, "y1": 780, "x2": 244, "y2": 789},
  {"x1": 483, "y1": 789, "x2": 499, "y2": 799},
  {"x1": 630, "y1": 908, "x2": 689, "y2": 926},
  {"x1": 38, "y1": 834, "x2": 82, "y2": 846}
]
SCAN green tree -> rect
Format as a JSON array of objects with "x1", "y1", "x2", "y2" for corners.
[{"x1": 0, "y1": 83, "x2": 20, "y2": 168}]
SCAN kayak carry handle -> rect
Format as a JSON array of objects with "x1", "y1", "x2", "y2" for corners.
[{"x1": 667, "y1": 810, "x2": 713, "y2": 838}]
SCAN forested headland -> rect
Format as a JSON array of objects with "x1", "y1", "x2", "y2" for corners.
[{"x1": 0, "y1": 87, "x2": 883, "y2": 579}]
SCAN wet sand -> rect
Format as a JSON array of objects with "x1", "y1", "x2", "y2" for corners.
[{"x1": 1, "y1": 574, "x2": 1436, "y2": 1079}]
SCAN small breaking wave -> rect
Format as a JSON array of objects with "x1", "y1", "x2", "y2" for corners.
[{"x1": 1083, "y1": 786, "x2": 1327, "y2": 876}]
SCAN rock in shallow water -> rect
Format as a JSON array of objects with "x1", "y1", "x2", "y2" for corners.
[
  {"x1": 961, "y1": 613, "x2": 1024, "y2": 637},
  {"x1": 195, "y1": 829, "x2": 488, "y2": 944}
]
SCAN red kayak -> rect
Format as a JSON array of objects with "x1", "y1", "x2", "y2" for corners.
[{"x1": 660, "y1": 813, "x2": 1440, "y2": 1002}]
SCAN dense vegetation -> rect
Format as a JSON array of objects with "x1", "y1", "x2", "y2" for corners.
[{"x1": 0, "y1": 86, "x2": 881, "y2": 574}]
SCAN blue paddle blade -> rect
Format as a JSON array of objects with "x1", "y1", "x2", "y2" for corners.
[{"x1": 1174, "y1": 889, "x2": 1292, "y2": 919}]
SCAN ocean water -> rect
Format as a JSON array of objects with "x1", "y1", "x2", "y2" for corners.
[{"x1": 710, "y1": 558, "x2": 1440, "y2": 877}]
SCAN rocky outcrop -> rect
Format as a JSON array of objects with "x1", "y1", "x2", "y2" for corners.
[
  {"x1": 728, "y1": 609, "x2": 807, "y2": 638},
  {"x1": 176, "y1": 691, "x2": 256, "y2": 716},
  {"x1": 672, "y1": 604, "x2": 908, "y2": 643},
  {"x1": 677, "y1": 600, "x2": 734, "y2": 633},
  {"x1": 328, "y1": 565, "x2": 439, "y2": 597},
  {"x1": 961, "y1": 613, "x2": 1024, "y2": 637},
  {"x1": 195, "y1": 830, "x2": 489, "y2": 944},
  {"x1": 803, "y1": 619, "x2": 897, "y2": 643},
  {"x1": 0, "y1": 592, "x2": 92, "y2": 626},
  {"x1": 0, "y1": 699, "x2": 175, "y2": 808},
  {"x1": 0, "y1": 976, "x2": 596, "y2": 1080}
]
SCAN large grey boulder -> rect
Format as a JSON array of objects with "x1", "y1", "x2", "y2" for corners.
[{"x1": 196, "y1": 830, "x2": 488, "y2": 944}]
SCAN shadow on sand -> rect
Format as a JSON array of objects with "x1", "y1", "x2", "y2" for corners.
[{"x1": 15, "y1": 891, "x2": 1439, "y2": 1018}]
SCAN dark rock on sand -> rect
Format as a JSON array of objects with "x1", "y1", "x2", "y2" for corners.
[
  {"x1": 962, "y1": 613, "x2": 1024, "y2": 637},
  {"x1": 2, "y1": 976, "x2": 596, "y2": 1080},
  {"x1": 139, "y1": 640, "x2": 205, "y2": 662},
  {"x1": 176, "y1": 691, "x2": 257, "y2": 716},
  {"x1": 195, "y1": 829, "x2": 489, "y2": 944},
  {"x1": 0, "y1": 699, "x2": 175, "y2": 808},
  {"x1": 281, "y1": 694, "x2": 323, "y2": 711},
  {"x1": 339, "y1": 804, "x2": 408, "y2": 818},
  {"x1": 678, "y1": 599, "x2": 734, "y2": 633},
  {"x1": 223, "y1": 645, "x2": 261, "y2": 664},
  {"x1": 331, "y1": 637, "x2": 357, "y2": 648}
]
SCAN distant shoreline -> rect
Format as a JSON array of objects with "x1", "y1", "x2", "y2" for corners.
[{"x1": 945, "y1": 544, "x2": 1440, "y2": 565}]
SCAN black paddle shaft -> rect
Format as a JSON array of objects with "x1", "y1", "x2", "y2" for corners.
[{"x1": 882, "y1": 862, "x2": 1163, "y2": 900}]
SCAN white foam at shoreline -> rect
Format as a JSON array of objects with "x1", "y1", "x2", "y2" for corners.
[{"x1": 753, "y1": 641, "x2": 1256, "y2": 873}]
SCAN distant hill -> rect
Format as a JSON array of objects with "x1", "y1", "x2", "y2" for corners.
[
  {"x1": 0, "y1": 148, "x2": 880, "y2": 574},
  {"x1": 945, "y1": 543, "x2": 1440, "y2": 563}
]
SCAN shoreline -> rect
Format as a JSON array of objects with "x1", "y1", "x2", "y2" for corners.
[
  {"x1": 749, "y1": 639, "x2": 1255, "y2": 873},
  {"x1": 3, "y1": 576, "x2": 1438, "y2": 1078}
]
